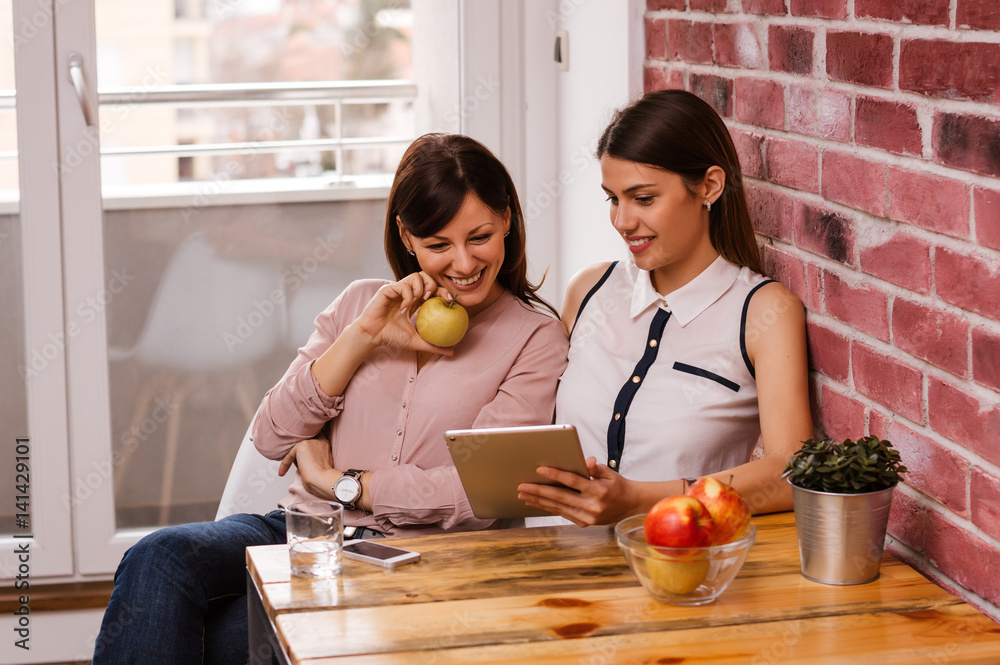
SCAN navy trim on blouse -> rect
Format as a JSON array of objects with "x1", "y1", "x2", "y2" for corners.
[
  {"x1": 605, "y1": 308, "x2": 671, "y2": 472},
  {"x1": 672, "y1": 362, "x2": 740, "y2": 392},
  {"x1": 569, "y1": 261, "x2": 619, "y2": 339},
  {"x1": 740, "y1": 279, "x2": 776, "y2": 379}
]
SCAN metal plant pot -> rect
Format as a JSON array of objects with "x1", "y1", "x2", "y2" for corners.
[{"x1": 789, "y1": 480, "x2": 896, "y2": 585}]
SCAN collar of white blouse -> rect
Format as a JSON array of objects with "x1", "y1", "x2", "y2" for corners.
[{"x1": 628, "y1": 255, "x2": 742, "y2": 326}]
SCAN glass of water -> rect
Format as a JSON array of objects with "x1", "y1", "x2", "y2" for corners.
[{"x1": 285, "y1": 501, "x2": 344, "y2": 578}]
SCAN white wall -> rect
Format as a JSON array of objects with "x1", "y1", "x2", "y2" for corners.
[
  {"x1": 551, "y1": 0, "x2": 645, "y2": 300},
  {"x1": 521, "y1": 0, "x2": 561, "y2": 307}
]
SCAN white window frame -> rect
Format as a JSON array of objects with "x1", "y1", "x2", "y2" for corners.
[{"x1": 0, "y1": 0, "x2": 75, "y2": 582}]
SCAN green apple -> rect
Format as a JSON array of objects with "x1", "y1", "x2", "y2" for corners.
[{"x1": 415, "y1": 297, "x2": 469, "y2": 347}]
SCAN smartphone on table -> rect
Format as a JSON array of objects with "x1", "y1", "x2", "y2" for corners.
[{"x1": 342, "y1": 539, "x2": 421, "y2": 568}]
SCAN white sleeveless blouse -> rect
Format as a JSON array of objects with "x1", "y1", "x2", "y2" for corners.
[{"x1": 558, "y1": 256, "x2": 771, "y2": 482}]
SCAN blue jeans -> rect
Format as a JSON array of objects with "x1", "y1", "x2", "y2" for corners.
[{"x1": 92, "y1": 512, "x2": 287, "y2": 665}]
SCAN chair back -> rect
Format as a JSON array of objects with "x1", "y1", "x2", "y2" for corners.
[{"x1": 216, "y1": 413, "x2": 289, "y2": 520}]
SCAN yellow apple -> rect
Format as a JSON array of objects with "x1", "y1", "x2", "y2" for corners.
[
  {"x1": 645, "y1": 551, "x2": 711, "y2": 595},
  {"x1": 415, "y1": 297, "x2": 469, "y2": 347}
]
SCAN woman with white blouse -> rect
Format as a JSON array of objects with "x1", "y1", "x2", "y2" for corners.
[{"x1": 520, "y1": 90, "x2": 813, "y2": 526}]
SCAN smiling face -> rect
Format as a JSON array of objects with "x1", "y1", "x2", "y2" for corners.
[
  {"x1": 400, "y1": 192, "x2": 510, "y2": 318},
  {"x1": 600, "y1": 156, "x2": 722, "y2": 295}
]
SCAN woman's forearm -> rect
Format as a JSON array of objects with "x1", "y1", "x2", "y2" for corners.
[
  {"x1": 628, "y1": 478, "x2": 688, "y2": 514},
  {"x1": 310, "y1": 322, "x2": 379, "y2": 397},
  {"x1": 705, "y1": 453, "x2": 793, "y2": 514},
  {"x1": 626, "y1": 454, "x2": 792, "y2": 516}
]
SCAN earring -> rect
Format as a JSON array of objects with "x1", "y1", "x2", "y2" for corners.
[
  {"x1": 504, "y1": 231, "x2": 510, "y2": 238},
  {"x1": 705, "y1": 199, "x2": 712, "y2": 213},
  {"x1": 407, "y1": 249, "x2": 415, "y2": 256}
]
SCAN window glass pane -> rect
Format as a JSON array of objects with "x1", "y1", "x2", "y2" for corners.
[
  {"x1": 95, "y1": 0, "x2": 414, "y2": 530},
  {"x1": 95, "y1": 0, "x2": 414, "y2": 188},
  {"x1": 104, "y1": 201, "x2": 392, "y2": 527},
  {"x1": 0, "y1": 0, "x2": 28, "y2": 536}
]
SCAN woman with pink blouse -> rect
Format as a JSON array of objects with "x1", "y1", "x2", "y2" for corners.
[{"x1": 93, "y1": 134, "x2": 569, "y2": 665}]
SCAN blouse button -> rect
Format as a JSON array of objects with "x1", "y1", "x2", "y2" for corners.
[
  {"x1": 409, "y1": 377, "x2": 414, "y2": 383},
  {"x1": 396, "y1": 429, "x2": 402, "y2": 436},
  {"x1": 649, "y1": 339, "x2": 657, "y2": 348},
  {"x1": 391, "y1": 454, "x2": 398, "y2": 461},
  {"x1": 609, "y1": 459, "x2": 618, "y2": 468},
  {"x1": 402, "y1": 402, "x2": 406, "y2": 409},
  {"x1": 614, "y1": 412, "x2": 621, "y2": 421},
  {"x1": 632, "y1": 375, "x2": 641, "y2": 383}
]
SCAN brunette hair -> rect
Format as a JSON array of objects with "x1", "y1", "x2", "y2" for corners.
[
  {"x1": 596, "y1": 90, "x2": 764, "y2": 275},
  {"x1": 384, "y1": 133, "x2": 556, "y2": 316}
]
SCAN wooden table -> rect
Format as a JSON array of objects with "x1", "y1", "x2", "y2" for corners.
[{"x1": 246, "y1": 512, "x2": 1000, "y2": 664}]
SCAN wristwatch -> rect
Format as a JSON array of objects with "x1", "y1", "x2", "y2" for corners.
[{"x1": 333, "y1": 469, "x2": 366, "y2": 511}]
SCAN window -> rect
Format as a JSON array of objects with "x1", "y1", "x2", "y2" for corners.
[{"x1": 96, "y1": 0, "x2": 415, "y2": 196}]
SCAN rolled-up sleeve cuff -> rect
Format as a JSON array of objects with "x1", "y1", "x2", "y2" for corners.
[
  {"x1": 304, "y1": 360, "x2": 345, "y2": 416},
  {"x1": 368, "y1": 466, "x2": 493, "y2": 532}
]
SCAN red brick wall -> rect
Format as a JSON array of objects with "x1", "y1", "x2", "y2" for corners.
[{"x1": 644, "y1": 0, "x2": 1000, "y2": 619}]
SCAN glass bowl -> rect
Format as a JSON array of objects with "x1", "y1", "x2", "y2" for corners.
[{"x1": 615, "y1": 514, "x2": 756, "y2": 606}]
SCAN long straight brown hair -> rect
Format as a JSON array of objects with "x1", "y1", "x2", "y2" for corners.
[
  {"x1": 596, "y1": 90, "x2": 765, "y2": 275},
  {"x1": 384, "y1": 133, "x2": 557, "y2": 316}
]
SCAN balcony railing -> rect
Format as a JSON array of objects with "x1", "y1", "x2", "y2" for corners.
[{"x1": 0, "y1": 80, "x2": 417, "y2": 168}]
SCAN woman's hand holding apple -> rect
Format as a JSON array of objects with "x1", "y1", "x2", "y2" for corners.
[{"x1": 352, "y1": 272, "x2": 458, "y2": 355}]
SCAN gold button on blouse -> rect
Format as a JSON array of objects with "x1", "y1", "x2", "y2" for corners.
[
  {"x1": 609, "y1": 459, "x2": 617, "y2": 468},
  {"x1": 632, "y1": 376, "x2": 641, "y2": 383}
]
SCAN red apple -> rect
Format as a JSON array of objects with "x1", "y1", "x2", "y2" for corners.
[
  {"x1": 643, "y1": 495, "x2": 714, "y2": 549},
  {"x1": 686, "y1": 476, "x2": 751, "y2": 545}
]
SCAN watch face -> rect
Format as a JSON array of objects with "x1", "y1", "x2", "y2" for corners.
[{"x1": 335, "y1": 476, "x2": 361, "y2": 503}]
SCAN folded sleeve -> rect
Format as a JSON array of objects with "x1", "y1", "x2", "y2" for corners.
[{"x1": 368, "y1": 316, "x2": 570, "y2": 532}]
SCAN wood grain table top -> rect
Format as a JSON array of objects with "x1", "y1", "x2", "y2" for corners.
[{"x1": 246, "y1": 511, "x2": 1000, "y2": 664}]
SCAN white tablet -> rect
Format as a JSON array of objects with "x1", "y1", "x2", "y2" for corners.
[{"x1": 445, "y1": 424, "x2": 589, "y2": 519}]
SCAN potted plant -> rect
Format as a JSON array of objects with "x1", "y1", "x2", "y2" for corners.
[{"x1": 782, "y1": 435, "x2": 908, "y2": 585}]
